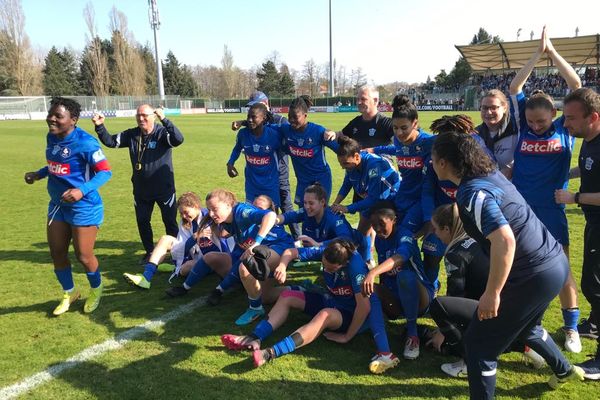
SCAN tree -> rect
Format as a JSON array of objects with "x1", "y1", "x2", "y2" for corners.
[
  {"x1": 0, "y1": 0, "x2": 42, "y2": 95},
  {"x1": 350, "y1": 67, "x2": 367, "y2": 92},
  {"x1": 278, "y1": 64, "x2": 295, "y2": 97},
  {"x1": 43, "y1": 47, "x2": 80, "y2": 96},
  {"x1": 81, "y1": 2, "x2": 109, "y2": 96},
  {"x1": 138, "y1": 44, "x2": 157, "y2": 95},
  {"x1": 108, "y1": 6, "x2": 145, "y2": 95},
  {"x1": 471, "y1": 27, "x2": 502, "y2": 45},
  {"x1": 162, "y1": 50, "x2": 196, "y2": 96},
  {"x1": 220, "y1": 44, "x2": 234, "y2": 99},
  {"x1": 434, "y1": 69, "x2": 448, "y2": 88},
  {"x1": 256, "y1": 60, "x2": 280, "y2": 97}
]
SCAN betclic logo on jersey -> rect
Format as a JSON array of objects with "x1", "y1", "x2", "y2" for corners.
[
  {"x1": 245, "y1": 154, "x2": 270, "y2": 165},
  {"x1": 519, "y1": 138, "x2": 563, "y2": 154},
  {"x1": 48, "y1": 160, "x2": 70, "y2": 175},
  {"x1": 289, "y1": 146, "x2": 314, "y2": 158},
  {"x1": 396, "y1": 156, "x2": 423, "y2": 169}
]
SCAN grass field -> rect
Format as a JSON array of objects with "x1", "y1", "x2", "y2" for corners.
[{"x1": 0, "y1": 112, "x2": 595, "y2": 399}]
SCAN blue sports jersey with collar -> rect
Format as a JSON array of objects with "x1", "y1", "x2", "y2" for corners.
[
  {"x1": 375, "y1": 224, "x2": 434, "y2": 295},
  {"x1": 510, "y1": 91, "x2": 574, "y2": 208},
  {"x1": 221, "y1": 203, "x2": 292, "y2": 249},
  {"x1": 37, "y1": 126, "x2": 111, "y2": 210},
  {"x1": 457, "y1": 170, "x2": 563, "y2": 278},
  {"x1": 276, "y1": 122, "x2": 338, "y2": 180},
  {"x1": 374, "y1": 130, "x2": 434, "y2": 207},
  {"x1": 298, "y1": 246, "x2": 367, "y2": 312},
  {"x1": 282, "y1": 207, "x2": 355, "y2": 245},
  {"x1": 337, "y1": 152, "x2": 400, "y2": 214},
  {"x1": 228, "y1": 125, "x2": 283, "y2": 202}
]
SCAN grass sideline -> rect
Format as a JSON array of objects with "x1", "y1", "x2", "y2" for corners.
[{"x1": 0, "y1": 112, "x2": 594, "y2": 399}]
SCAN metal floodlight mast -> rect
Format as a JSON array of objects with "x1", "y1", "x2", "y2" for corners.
[
  {"x1": 148, "y1": 0, "x2": 165, "y2": 100},
  {"x1": 329, "y1": 0, "x2": 335, "y2": 97}
]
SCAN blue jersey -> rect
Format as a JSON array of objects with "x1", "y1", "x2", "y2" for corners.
[
  {"x1": 457, "y1": 170, "x2": 563, "y2": 278},
  {"x1": 375, "y1": 224, "x2": 433, "y2": 296},
  {"x1": 228, "y1": 125, "x2": 283, "y2": 204},
  {"x1": 283, "y1": 207, "x2": 357, "y2": 244},
  {"x1": 510, "y1": 91, "x2": 574, "y2": 208},
  {"x1": 277, "y1": 122, "x2": 338, "y2": 182},
  {"x1": 298, "y1": 246, "x2": 367, "y2": 312},
  {"x1": 221, "y1": 203, "x2": 293, "y2": 250},
  {"x1": 338, "y1": 152, "x2": 400, "y2": 214},
  {"x1": 37, "y1": 127, "x2": 111, "y2": 210},
  {"x1": 421, "y1": 157, "x2": 457, "y2": 222},
  {"x1": 374, "y1": 130, "x2": 434, "y2": 207}
]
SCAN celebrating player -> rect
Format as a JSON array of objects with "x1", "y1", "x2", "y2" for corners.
[
  {"x1": 25, "y1": 97, "x2": 112, "y2": 315},
  {"x1": 509, "y1": 26, "x2": 582, "y2": 352},
  {"x1": 92, "y1": 104, "x2": 184, "y2": 264}
]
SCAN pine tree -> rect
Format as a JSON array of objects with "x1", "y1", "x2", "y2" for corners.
[
  {"x1": 278, "y1": 64, "x2": 295, "y2": 97},
  {"x1": 256, "y1": 60, "x2": 280, "y2": 96}
]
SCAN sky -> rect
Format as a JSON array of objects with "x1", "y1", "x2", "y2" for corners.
[{"x1": 20, "y1": 0, "x2": 600, "y2": 85}]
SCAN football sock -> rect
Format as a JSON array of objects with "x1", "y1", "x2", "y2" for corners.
[
  {"x1": 142, "y1": 262, "x2": 158, "y2": 282},
  {"x1": 54, "y1": 266, "x2": 74, "y2": 292},
  {"x1": 86, "y1": 269, "x2": 102, "y2": 289}
]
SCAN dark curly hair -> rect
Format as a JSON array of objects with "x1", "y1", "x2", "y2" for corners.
[
  {"x1": 289, "y1": 95, "x2": 313, "y2": 114},
  {"x1": 336, "y1": 135, "x2": 361, "y2": 158},
  {"x1": 392, "y1": 94, "x2": 418, "y2": 122},
  {"x1": 49, "y1": 97, "x2": 81, "y2": 119},
  {"x1": 430, "y1": 114, "x2": 475, "y2": 135},
  {"x1": 432, "y1": 132, "x2": 496, "y2": 178}
]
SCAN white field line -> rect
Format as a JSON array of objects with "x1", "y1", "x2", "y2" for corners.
[{"x1": 0, "y1": 297, "x2": 207, "y2": 400}]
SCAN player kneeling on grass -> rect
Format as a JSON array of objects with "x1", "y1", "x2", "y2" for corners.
[
  {"x1": 221, "y1": 239, "x2": 399, "y2": 374},
  {"x1": 363, "y1": 201, "x2": 436, "y2": 360},
  {"x1": 123, "y1": 192, "x2": 230, "y2": 289}
]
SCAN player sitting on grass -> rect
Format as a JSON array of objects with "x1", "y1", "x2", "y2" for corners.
[{"x1": 221, "y1": 239, "x2": 399, "y2": 374}]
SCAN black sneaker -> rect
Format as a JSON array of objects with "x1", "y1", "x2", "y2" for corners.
[
  {"x1": 578, "y1": 318, "x2": 599, "y2": 340},
  {"x1": 577, "y1": 357, "x2": 600, "y2": 380},
  {"x1": 165, "y1": 286, "x2": 188, "y2": 298},
  {"x1": 206, "y1": 289, "x2": 223, "y2": 306}
]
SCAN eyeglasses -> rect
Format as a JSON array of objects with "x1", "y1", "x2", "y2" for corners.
[
  {"x1": 136, "y1": 113, "x2": 153, "y2": 118},
  {"x1": 480, "y1": 105, "x2": 501, "y2": 112}
]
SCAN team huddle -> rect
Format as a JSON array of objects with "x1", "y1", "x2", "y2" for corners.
[{"x1": 24, "y1": 29, "x2": 600, "y2": 399}]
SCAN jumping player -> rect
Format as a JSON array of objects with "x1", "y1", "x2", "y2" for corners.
[{"x1": 25, "y1": 97, "x2": 112, "y2": 315}]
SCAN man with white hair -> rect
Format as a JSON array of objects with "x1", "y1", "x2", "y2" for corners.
[
  {"x1": 340, "y1": 85, "x2": 394, "y2": 148},
  {"x1": 92, "y1": 105, "x2": 184, "y2": 263}
]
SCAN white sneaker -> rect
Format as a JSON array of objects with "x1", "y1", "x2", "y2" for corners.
[
  {"x1": 403, "y1": 336, "x2": 420, "y2": 360},
  {"x1": 523, "y1": 346, "x2": 546, "y2": 369},
  {"x1": 564, "y1": 329, "x2": 582, "y2": 353},
  {"x1": 441, "y1": 359, "x2": 468, "y2": 378}
]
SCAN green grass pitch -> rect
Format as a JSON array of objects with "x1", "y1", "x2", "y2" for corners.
[{"x1": 0, "y1": 112, "x2": 594, "y2": 399}]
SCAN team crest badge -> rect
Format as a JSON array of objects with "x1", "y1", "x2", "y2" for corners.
[
  {"x1": 402, "y1": 146, "x2": 410, "y2": 155},
  {"x1": 368, "y1": 128, "x2": 376, "y2": 137},
  {"x1": 253, "y1": 144, "x2": 260, "y2": 152},
  {"x1": 52, "y1": 145, "x2": 61, "y2": 155},
  {"x1": 92, "y1": 149, "x2": 106, "y2": 162},
  {"x1": 352, "y1": 128, "x2": 358, "y2": 135},
  {"x1": 242, "y1": 209, "x2": 251, "y2": 218},
  {"x1": 368, "y1": 168, "x2": 378, "y2": 178},
  {"x1": 298, "y1": 139, "x2": 304, "y2": 146},
  {"x1": 148, "y1": 141, "x2": 157, "y2": 149},
  {"x1": 355, "y1": 273, "x2": 365, "y2": 286},
  {"x1": 586, "y1": 157, "x2": 594, "y2": 170},
  {"x1": 60, "y1": 147, "x2": 71, "y2": 158}
]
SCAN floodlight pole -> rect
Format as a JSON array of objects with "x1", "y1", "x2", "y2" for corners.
[
  {"x1": 149, "y1": 0, "x2": 165, "y2": 100},
  {"x1": 328, "y1": 0, "x2": 334, "y2": 97}
]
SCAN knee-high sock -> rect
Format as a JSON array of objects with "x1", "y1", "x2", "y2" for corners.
[
  {"x1": 183, "y1": 258, "x2": 213, "y2": 289},
  {"x1": 142, "y1": 262, "x2": 158, "y2": 282},
  {"x1": 368, "y1": 294, "x2": 391, "y2": 353},
  {"x1": 253, "y1": 320, "x2": 274, "y2": 341},
  {"x1": 86, "y1": 268, "x2": 102, "y2": 289},
  {"x1": 54, "y1": 266, "x2": 74, "y2": 292},
  {"x1": 396, "y1": 269, "x2": 419, "y2": 337}
]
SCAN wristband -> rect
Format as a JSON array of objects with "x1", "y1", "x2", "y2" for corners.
[
  {"x1": 254, "y1": 235, "x2": 264, "y2": 245},
  {"x1": 574, "y1": 192, "x2": 581, "y2": 206}
]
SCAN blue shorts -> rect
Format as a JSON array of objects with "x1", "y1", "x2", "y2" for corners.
[
  {"x1": 294, "y1": 174, "x2": 333, "y2": 206},
  {"x1": 396, "y1": 200, "x2": 424, "y2": 234},
  {"x1": 303, "y1": 291, "x2": 364, "y2": 333},
  {"x1": 530, "y1": 205, "x2": 569, "y2": 246},
  {"x1": 47, "y1": 202, "x2": 103, "y2": 227},
  {"x1": 422, "y1": 232, "x2": 446, "y2": 257}
]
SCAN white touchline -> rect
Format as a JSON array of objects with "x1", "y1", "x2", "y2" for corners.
[{"x1": 0, "y1": 297, "x2": 207, "y2": 400}]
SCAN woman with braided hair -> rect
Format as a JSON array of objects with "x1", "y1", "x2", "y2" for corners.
[{"x1": 509, "y1": 26, "x2": 582, "y2": 353}]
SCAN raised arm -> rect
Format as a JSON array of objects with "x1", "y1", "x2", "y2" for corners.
[
  {"x1": 545, "y1": 34, "x2": 581, "y2": 90},
  {"x1": 510, "y1": 28, "x2": 547, "y2": 95}
]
